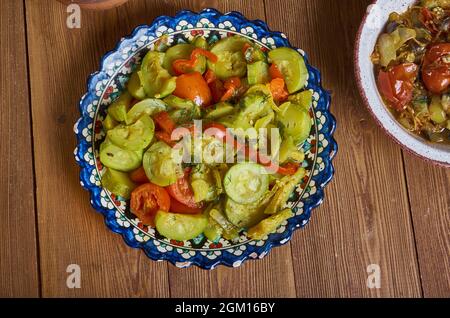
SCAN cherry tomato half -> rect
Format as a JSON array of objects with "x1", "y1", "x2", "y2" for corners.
[
  {"x1": 377, "y1": 63, "x2": 418, "y2": 111},
  {"x1": 422, "y1": 43, "x2": 450, "y2": 94},
  {"x1": 173, "y1": 72, "x2": 212, "y2": 107}
]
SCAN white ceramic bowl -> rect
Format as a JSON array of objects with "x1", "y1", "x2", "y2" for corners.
[{"x1": 355, "y1": 0, "x2": 450, "y2": 167}]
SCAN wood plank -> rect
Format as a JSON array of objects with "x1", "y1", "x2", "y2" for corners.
[
  {"x1": 264, "y1": 0, "x2": 422, "y2": 297},
  {"x1": 164, "y1": 0, "x2": 296, "y2": 298},
  {"x1": 25, "y1": 0, "x2": 172, "y2": 297},
  {"x1": 403, "y1": 154, "x2": 450, "y2": 297},
  {"x1": 0, "y1": 0, "x2": 39, "y2": 297}
]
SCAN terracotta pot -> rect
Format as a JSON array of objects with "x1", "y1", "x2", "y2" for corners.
[{"x1": 57, "y1": 0, "x2": 129, "y2": 10}]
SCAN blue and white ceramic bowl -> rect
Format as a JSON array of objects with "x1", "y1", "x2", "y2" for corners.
[{"x1": 74, "y1": 9, "x2": 337, "y2": 269}]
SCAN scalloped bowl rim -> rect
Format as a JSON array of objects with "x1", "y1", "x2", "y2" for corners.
[{"x1": 74, "y1": 8, "x2": 337, "y2": 269}]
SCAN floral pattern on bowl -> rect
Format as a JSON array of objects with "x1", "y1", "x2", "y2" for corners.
[{"x1": 74, "y1": 8, "x2": 337, "y2": 269}]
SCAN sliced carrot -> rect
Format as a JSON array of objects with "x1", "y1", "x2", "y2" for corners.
[
  {"x1": 269, "y1": 63, "x2": 284, "y2": 80},
  {"x1": 269, "y1": 78, "x2": 289, "y2": 103},
  {"x1": 220, "y1": 77, "x2": 241, "y2": 102},
  {"x1": 153, "y1": 111, "x2": 175, "y2": 134}
]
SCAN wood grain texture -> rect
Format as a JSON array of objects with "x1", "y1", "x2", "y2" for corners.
[
  {"x1": 403, "y1": 154, "x2": 450, "y2": 298},
  {"x1": 20, "y1": 0, "x2": 449, "y2": 298},
  {"x1": 0, "y1": 0, "x2": 39, "y2": 297},
  {"x1": 24, "y1": 0, "x2": 172, "y2": 297},
  {"x1": 264, "y1": 0, "x2": 422, "y2": 297}
]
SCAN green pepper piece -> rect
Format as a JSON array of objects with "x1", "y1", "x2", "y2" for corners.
[
  {"x1": 209, "y1": 208, "x2": 240, "y2": 240},
  {"x1": 430, "y1": 95, "x2": 447, "y2": 124},
  {"x1": 163, "y1": 95, "x2": 196, "y2": 109},
  {"x1": 193, "y1": 36, "x2": 208, "y2": 49},
  {"x1": 205, "y1": 102, "x2": 235, "y2": 119},
  {"x1": 279, "y1": 135, "x2": 305, "y2": 163},
  {"x1": 203, "y1": 217, "x2": 223, "y2": 242}
]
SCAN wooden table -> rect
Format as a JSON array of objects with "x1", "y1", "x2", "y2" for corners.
[{"x1": 1, "y1": 0, "x2": 448, "y2": 298}]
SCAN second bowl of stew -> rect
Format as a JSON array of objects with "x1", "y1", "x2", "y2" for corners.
[{"x1": 356, "y1": 0, "x2": 450, "y2": 166}]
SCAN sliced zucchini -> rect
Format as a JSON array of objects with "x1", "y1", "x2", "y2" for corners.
[
  {"x1": 155, "y1": 210, "x2": 208, "y2": 241},
  {"x1": 225, "y1": 198, "x2": 267, "y2": 228},
  {"x1": 268, "y1": 47, "x2": 308, "y2": 93},
  {"x1": 99, "y1": 138, "x2": 143, "y2": 172},
  {"x1": 288, "y1": 90, "x2": 313, "y2": 111},
  {"x1": 142, "y1": 141, "x2": 182, "y2": 186},
  {"x1": 126, "y1": 98, "x2": 166, "y2": 124},
  {"x1": 140, "y1": 51, "x2": 176, "y2": 98},
  {"x1": 208, "y1": 36, "x2": 250, "y2": 79},
  {"x1": 101, "y1": 168, "x2": 136, "y2": 199},
  {"x1": 247, "y1": 61, "x2": 270, "y2": 85},
  {"x1": 223, "y1": 163, "x2": 269, "y2": 204},
  {"x1": 277, "y1": 102, "x2": 312, "y2": 144},
  {"x1": 190, "y1": 164, "x2": 218, "y2": 202},
  {"x1": 205, "y1": 103, "x2": 235, "y2": 119},
  {"x1": 107, "y1": 114, "x2": 155, "y2": 151},
  {"x1": 162, "y1": 43, "x2": 206, "y2": 75}
]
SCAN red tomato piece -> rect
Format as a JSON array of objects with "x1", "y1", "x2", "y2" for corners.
[
  {"x1": 129, "y1": 166, "x2": 149, "y2": 184},
  {"x1": 130, "y1": 183, "x2": 171, "y2": 226},
  {"x1": 166, "y1": 168, "x2": 203, "y2": 209},
  {"x1": 170, "y1": 198, "x2": 203, "y2": 214}
]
